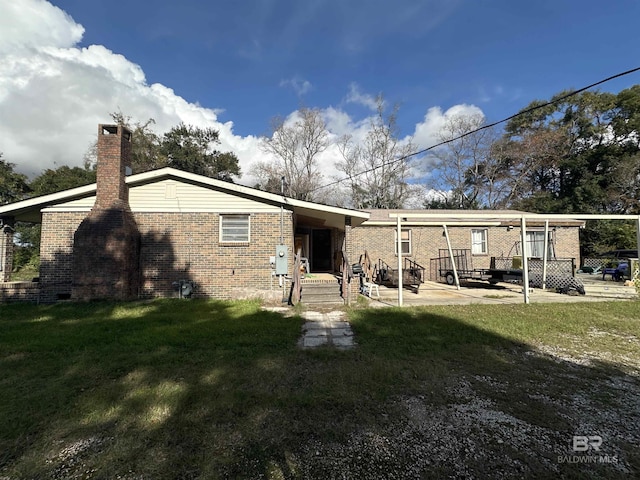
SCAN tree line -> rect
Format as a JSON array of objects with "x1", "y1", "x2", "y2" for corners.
[{"x1": 252, "y1": 87, "x2": 640, "y2": 253}]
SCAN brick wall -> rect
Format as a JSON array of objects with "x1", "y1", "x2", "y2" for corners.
[
  {"x1": 1, "y1": 217, "x2": 14, "y2": 282},
  {"x1": 0, "y1": 282, "x2": 40, "y2": 302},
  {"x1": 34, "y1": 211, "x2": 581, "y2": 303},
  {"x1": 38, "y1": 210, "x2": 294, "y2": 302},
  {"x1": 40, "y1": 212, "x2": 85, "y2": 302},
  {"x1": 135, "y1": 211, "x2": 294, "y2": 299}
]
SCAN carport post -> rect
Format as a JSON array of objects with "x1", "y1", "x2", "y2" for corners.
[
  {"x1": 637, "y1": 216, "x2": 640, "y2": 271},
  {"x1": 397, "y1": 215, "x2": 403, "y2": 306},
  {"x1": 542, "y1": 220, "x2": 549, "y2": 290},
  {"x1": 443, "y1": 224, "x2": 460, "y2": 290},
  {"x1": 521, "y1": 215, "x2": 530, "y2": 304}
]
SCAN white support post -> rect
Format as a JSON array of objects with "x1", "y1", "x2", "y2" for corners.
[
  {"x1": 443, "y1": 225, "x2": 461, "y2": 290},
  {"x1": 397, "y1": 215, "x2": 403, "y2": 307},
  {"x1": 542, "y1": 220, "x2": 549, "y2": 290},
  {"x1": 637, "y1": 216, "x2": 640, "y2": 264},
  {"x1": 636, "y1": 216, "x2": 640, "y2": 279},
  {"x1": 521, "y1": 216, "x2": 530, "y2": 304}
]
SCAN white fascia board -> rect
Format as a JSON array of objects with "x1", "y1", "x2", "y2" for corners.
[
  {"x1": 388, "y1": 212, "x2": 638, "y2": 221},
  {"x1": 363, "y1": 221, "x2": 502, "y2": 227},
  {"x1": 0, "y1": 184, "x2": 96, "y2": 216}
]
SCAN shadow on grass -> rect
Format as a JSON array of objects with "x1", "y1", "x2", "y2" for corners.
[{"x1": 1, "y1": 300, "x2": 639, "y2": 479}]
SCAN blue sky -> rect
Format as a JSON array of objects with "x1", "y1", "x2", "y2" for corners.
[
  {"x1": 49, "y1": 0, "x2": 640, "y2": 135},
  {"x1": 1, "y1": 0, "x2": 639, "y2": 186}
]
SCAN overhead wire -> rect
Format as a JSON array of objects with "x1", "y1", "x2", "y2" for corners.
[{"x1": 310, "y1": 66, "x2": 640, "y2": 193}]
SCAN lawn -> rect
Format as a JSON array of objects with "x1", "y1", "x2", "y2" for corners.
[{"x1": 1, "y1": 299, "x2": 639, "y2": 479}]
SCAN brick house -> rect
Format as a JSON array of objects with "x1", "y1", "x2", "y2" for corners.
[
  {"x1": 1, "y1": 124, "x2": 585, "y2": 303},
  {"x1": 0, "y1": 124, "x2": 369, "y2": 302}
]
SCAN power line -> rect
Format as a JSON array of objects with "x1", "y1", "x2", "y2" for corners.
[{"x1": 310, "y1": 66, "x2": 640, "y2": 193}]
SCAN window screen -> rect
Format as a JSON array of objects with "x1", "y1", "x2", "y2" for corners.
[{"x1": 220, "y1": 215, "x2": 250, "y2": 243}]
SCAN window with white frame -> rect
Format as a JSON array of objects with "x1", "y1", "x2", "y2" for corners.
[
  {"x1": 394, "y1": 229, "x2": 412, "y2": 255},
  {"x1": 220, "y1": 214, "x2": 250, "y2": 243},
  {"x1": 526, "y1": 230, "x2": 554, "y2": 258},
  {"x1": 471, "y1": 229, "x2": 488, "y2": 255}
]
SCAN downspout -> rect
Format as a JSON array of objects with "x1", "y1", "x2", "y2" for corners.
[{"x1": 279, "y1": 176, "x2": 285, "y2": 288}]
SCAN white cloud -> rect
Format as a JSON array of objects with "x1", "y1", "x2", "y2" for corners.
[
  {"x1": 0, "y1": 0, "x2": 84, "y2": 54},
  {"x1": 412, "y1": 104, "x2": 485, "y2": 150},
  {"x1": 345, "y1": 82, "x2": 379, "y2": 111},
  {"x1": 322, "y1": 106, "x2": 378, "y2": 144},
  {"x1": 0, "y1": 0, "x2": 265, "y2": 180},
  {"x1": 279, "y1": 76, "x2": 313, "y2": 96}
]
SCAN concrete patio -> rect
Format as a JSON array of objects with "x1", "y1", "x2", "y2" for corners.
[{"x1": 363, "y1": 273, "x2": 637, "y2": 307}]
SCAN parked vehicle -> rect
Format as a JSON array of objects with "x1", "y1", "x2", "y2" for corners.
[{"x1": 600, "y1": 249, "x2": 638, "y2": 259}]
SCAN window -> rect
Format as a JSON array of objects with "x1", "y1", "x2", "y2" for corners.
[
  {"x1": 526, "y1": 230, "x2": 554, "y2": 258},
  {"x1": 471, "y1": 229, "x2": 488, "y2": 255},
  {"x1": 394, "y1": 229, "x2": 411, "y2": 255},
  {"x1": 220, "y1": 214, "x2": 250, "y2": 243}
]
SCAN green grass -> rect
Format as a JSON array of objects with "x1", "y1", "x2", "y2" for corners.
[
  {"x1": 7, "y1": 264, "x2": 39, "y2": 282},
  {"x1": 1, "y1": 299, "x2": 639, "y2": 478}
]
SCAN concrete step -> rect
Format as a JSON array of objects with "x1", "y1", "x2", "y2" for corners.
[
  {"x1": 302, "y1": 284, "x2": 341, "y2": 294},
  {"x1": 301, "y1": 283, "x2": 343, "y2": 304},
  {"x1": 302, "y1": 295, "x2": 344, "y2": 304}
]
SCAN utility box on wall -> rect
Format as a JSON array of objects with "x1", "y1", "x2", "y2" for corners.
[{"x1": 275, "y1": 245, "x2": 288, "y2": 275}]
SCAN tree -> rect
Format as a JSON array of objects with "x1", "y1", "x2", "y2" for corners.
[
  {"x1": 427, "y1": 111, "x2": 505, "y2": 209},
  {"x1": 580, "y1": 219, "x2": 637, "y2": 256},
  {"x1": 160, "y1": 124, "x2": 240, "y2": 181},
  {"x1": 30, "y1": 166, "x2": 96, "y2": 196},
  {"x1": 505, "y1": 87, "x2": 640, "y2": 213},
  {"x1": 494, "y1": 86, "x2": 640, "y2": 255},
  {"x1": 12, "y1": 222, "x2": 41, "y2": 276},
  {"x1": 252, "y1": 161, "x2": 286, "y2": 195},
  {"x1": 336, "y1": 96, "x2": 415, "y2": 209},
  {"x1": 0, "y1": 153, "x2": 30, "y2": 205},
  {"x1": 83, "y1": 113, "x2": 166, "y2": 174},
  {"x1": 123, "y1": 116, "x2": 166, "y2": 173},
  {"x1": 0, "y1": 156, "x2": 36, "y2": 277},
  {"x1": 0, "y1": 155, "x2": 30, "y2": 204},
  {"x1": 491, "y1": 128, "x2": 572, "y2": 212},
  {"x1": 256, "y1": 107, "x2": 329, "y2": 201},
  {"x1": 85, "y1": 113, "x2": 241, "y2": 181}
]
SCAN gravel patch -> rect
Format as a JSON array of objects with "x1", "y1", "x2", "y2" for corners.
[{"x1": 288, "y1": 348, "x2": 640, "y2": 479}]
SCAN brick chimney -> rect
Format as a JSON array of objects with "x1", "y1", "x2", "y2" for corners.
[
  {"x1": 72, "y1": 124, "x2": 140, "y2": 301},
  {"x1": 95, "y1": 124, "x2": 132, "y2": 208}
]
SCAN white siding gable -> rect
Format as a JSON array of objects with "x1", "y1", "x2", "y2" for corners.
[{"x1": 43, "y1": 179, "x2": 281, "y2": 214}]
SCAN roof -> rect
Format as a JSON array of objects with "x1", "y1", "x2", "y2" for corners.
[
  {"x1": 362, "y1": 209, "x2": 585, "y2": 227},
  {"x1": 0, "y1": 167, "x2": 369, "y2": 228}
]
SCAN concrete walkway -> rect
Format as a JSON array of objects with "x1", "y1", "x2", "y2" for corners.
[{"x1": 297, "y1": 311, "x2": 355, "y2": 349}]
